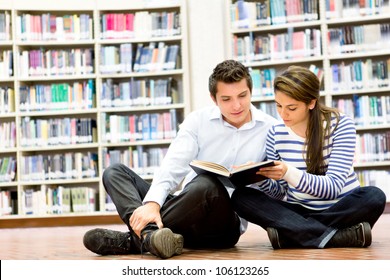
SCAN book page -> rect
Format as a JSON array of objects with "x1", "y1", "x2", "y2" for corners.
[
  {"x1": 232, "y1": 160, "x2": 274, "y2": 173},
  {"x1": 190, "y1": 160, "x2": 230, "y2": 173}
]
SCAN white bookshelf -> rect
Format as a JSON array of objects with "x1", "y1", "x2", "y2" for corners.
[
  {"x1": 226, "y1": 0, "x2": 390, "y2": 203},
  {"x1": 0, "y1": 0, "x2": 191, "y2": 224}
]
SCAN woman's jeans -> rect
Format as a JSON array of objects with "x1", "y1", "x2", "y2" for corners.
[{"x1": 231, "y1": 186, "x2": 386, "y2": 248}]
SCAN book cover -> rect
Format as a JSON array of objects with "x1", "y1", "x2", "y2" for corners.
[{"x1": 189, "y1": 160, "x2": 275, "y2": 187}]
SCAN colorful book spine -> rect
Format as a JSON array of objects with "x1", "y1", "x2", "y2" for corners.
[
  {"x1": 102, "y1": 110, "x2": 179, "y2": 143},
  {"x1": 20, "y1": 152, "x2": 98, "y2": 182},
  {"x1": 16, "y1": 13, "x2": 93, "y2": 41},
  {"x1": 19, "y1": 80, "x2": 95, "y2": 111}
]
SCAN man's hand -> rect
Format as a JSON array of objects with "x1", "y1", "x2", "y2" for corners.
[{"x1": 129, "y1": 202, "x2": 163, "y2": 237}]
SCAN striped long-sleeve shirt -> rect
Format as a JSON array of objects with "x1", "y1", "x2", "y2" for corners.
[{"x1": 257, "y1": 114, "x2": 360, "y2": 210}]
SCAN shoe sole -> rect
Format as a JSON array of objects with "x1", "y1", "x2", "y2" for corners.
[
  {"x1": 360, "y1": 222, "x2": 372, "y2": 247},
  {"x1": 150, "y1": 228, "x2": 184, "y2": 259},
  {"x1": 266, "y1": 228, "x2": 281, "y2": 249}
]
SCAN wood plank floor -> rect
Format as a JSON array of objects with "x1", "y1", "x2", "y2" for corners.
[{"x1": 1, "y1": 214, "x2": 389, "y2": 260}]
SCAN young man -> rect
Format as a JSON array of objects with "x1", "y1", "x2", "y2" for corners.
[{"x1": 83, "y1": 59, "x2": 277, "y2": 258}]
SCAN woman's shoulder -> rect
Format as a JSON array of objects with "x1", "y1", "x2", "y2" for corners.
[
  {"x1": 269, "y1": 121, "x2": 288, "y2": 134},
  {"x1": 331, "y1": 113, "x2": 356, "y2": 135},
  {"x1": 337, "y1": 113, "x2": 354, "y2": 125}
]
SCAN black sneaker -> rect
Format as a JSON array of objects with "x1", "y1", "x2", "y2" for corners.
[
  {"x1": 328, "y1": 222, "x2": 372, "y2": 248},
  {"x1": 83, "y1": 228, "x2": 139, "y2": 255},
  {"x1": 142, "y1": 228, "x2": 184, "y2": 259},
  {"x1": 266, "y1": 227, "x2": 282, "y2": 249}
]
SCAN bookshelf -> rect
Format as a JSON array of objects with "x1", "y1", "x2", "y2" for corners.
[
  {"x1": 226, "y1": 0, "x2": 390, "y2": 206},
  {"x1": 0, "y1": 0, "x2": 190, "y2": 226}
]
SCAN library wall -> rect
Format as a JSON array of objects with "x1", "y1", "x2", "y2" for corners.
[{"x1": 186, "y1": 0, "x2": 226, "y2": 109}]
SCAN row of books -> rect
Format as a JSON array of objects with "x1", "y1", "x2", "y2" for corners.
[
  {"x1": 250, "y1": 64, "x2": 322, "y2": 100},
  {"x1": 257, "y1": 102, "x2": 280, "y2": 120},
  {"x1": 326, "y1": 0, "x2": 390, "y2": 19},
  {"x1": 270, "y1": 0, "x2": 318, "y2": 25},
  {"x1": 22, "y1": 185, "x2": 97, "y2": 215},
  {"x1": 330, "y1": 59, "x2": 390, "y2": 91},
  {"x1": 327, "y1": 23, "x2": 390, "y2": 54},
  {"x1": 231, "y1": 0, "x2": 272, "y2": 28},
  {"x1": 356, "y1": 170, "x2": 390, "y2": 202},
  {"x1": 0, "y1": 190, "x2": 16, "y2": 216},
  {"x1": 19, "y1": 80, "x2": 95, "y2": 112},
  {"x1": 0, "y1": 11, "x2": 11, "y2": 41},
  {"x1": 0, "y1": 122, "x2": 16, "y2": 149},
  {"x1": 20, "y1": 152, "x2": 98, "y2": 182},
  {"x1": 18, "y1": 48, "x2": 94, "y2": 77},
  {"x1": 309, "y1": 64, "x2": 325, "y2": 85},
  {"x1": 20, "y1": 117, "x2": 97, "y2": 147},
  {"x1": 133, "y1": 43, "x2": 179, "y2": 72},
  {"x1": 0, "y1": 156, "x2": 16, "y2": 183},
  {"x1": 100, "y1": 42, "x2": 180, "y2": 73},
  {"x1": 102, "y1": 146, "x2": 168, "y2": 176},
  {"x1": 100, "y1": 44, "x2": 133, "y2": 74},
  {"x1": 230, "y1": 0, "x2": 318, "y2": 29},
  {"x1": 0, "y1": 50, "x2": 13, "y2": 78},
  {"x1": 355, "y1": 131, "x2": 390, "y2": 163},
  {"x1": 105, "y1": 194, "x2": 116, "y2": 212},
  {"x1": 232, "y1": 28, "x2": 321, "y2": 63},
  {"x1": 332, "y1": 95, "x2": 390, "y2": 126},
  {"x1": 101, "y1": 77, "x2": 177, "y2": 107},
  {"x1": 101, "y1": 11, "x2": 181, "y2": 39},
  {"x1": 250, "y1": 67, "x2": 276, "y2": 98},
  {"x1": 16, "y1": 13, "x2": 93, "y2": 41},
  {"x1": 0, "y1": 87, "x2": 14, "y2": 113},
  {"x1": 100, "y1": 42, "x2": 180, "y2": 74},
  {"x1": 101, "y1": 110, "x2": 178, "y2": 143}
]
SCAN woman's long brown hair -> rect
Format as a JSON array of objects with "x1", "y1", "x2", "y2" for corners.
[{"x1": 273, "y1": 66, "x2": 340, "y2": 175}]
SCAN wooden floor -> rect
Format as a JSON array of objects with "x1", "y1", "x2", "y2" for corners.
[{"x1": 1, "y1": 214, "x2": 390, "y2": 260}]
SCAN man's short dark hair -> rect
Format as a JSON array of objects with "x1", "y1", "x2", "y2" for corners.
[{"x1": 208, "y1": 60, "x2": 252, "y2": 98}]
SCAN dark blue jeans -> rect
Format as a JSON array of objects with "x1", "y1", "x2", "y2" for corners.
[
  {"x1": 231, "y1": 186, "x2": 386, "y2": 248},
  {"x1": 102, "y1": 163, "x2": 241, "y2": 249}
]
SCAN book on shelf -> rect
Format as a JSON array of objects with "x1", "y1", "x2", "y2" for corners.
[
  {"x1": 189, "y1": 159, "x2": 275, "y2": 187},
  {"x1": 0, "y1": 11, "x2": 11, "y2": 41}
]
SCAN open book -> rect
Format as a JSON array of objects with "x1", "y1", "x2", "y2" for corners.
[{"x1": 189, "y1": 160, "x2": 275, "y2": 187}]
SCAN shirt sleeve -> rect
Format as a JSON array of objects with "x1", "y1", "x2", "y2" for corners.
[
  {"x1": 143, "y1": 113, "x2": 199, "y2": 207},
  {"x1": 286, "y1": 115, "x2": 357, "y2": 200},
  {"x1": 259, "y1": 116, "x2": 356, "y2": 200},
  {"x1": 257, "y1": 115, "x2": 357, "y2": 201},
  {"x1": 256, "y1": 125, "x2": 288, "y2": 199}
]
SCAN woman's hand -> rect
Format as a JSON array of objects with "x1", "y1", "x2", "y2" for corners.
[{"x1": 256, "y1": 160, "x2": 287, "y2": 180}]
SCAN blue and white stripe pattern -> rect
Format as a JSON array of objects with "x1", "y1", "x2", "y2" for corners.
[{"x1": 257, "y1": 114, "x2": 360, "y2": 210}]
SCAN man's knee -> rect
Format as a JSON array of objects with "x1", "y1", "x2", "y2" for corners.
[
  {"x1": 103, "y1": 163, "x2": 120, "y2": 181},
  {"x1": 102, "y1": 163, "x2": 130, "y2": 188},
  {"x1": 188, "y1": 174, "x2": 227, "y2": 196}
]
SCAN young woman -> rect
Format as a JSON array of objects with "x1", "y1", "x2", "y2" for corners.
[{"x1": 232, "y1": 66, "x2": 387, "y2": 249}]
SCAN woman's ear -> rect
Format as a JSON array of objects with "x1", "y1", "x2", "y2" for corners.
[{"x1": 309, "y1": 99, "x2": 317, "y2": 110}]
